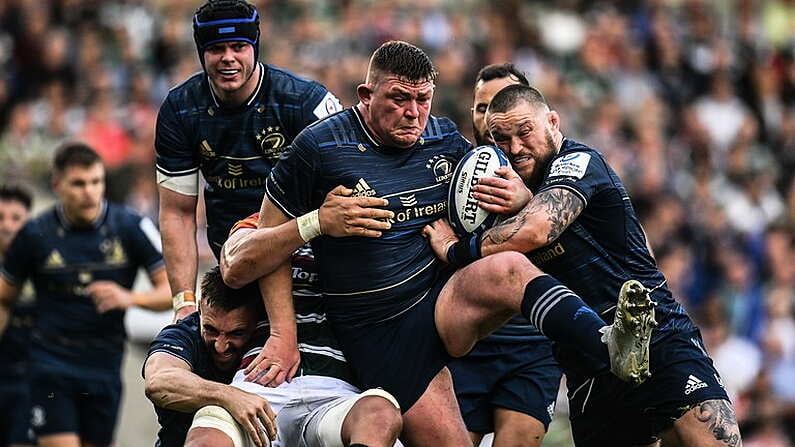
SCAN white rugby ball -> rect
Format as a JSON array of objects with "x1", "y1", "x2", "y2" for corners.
[{"x1": 448, "y1": 145, "x2": 509, "y2": 236}]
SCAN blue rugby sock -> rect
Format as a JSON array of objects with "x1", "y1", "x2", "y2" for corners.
[{"x1": 521, "y1": 275, "x2": 609, "y2": 363}]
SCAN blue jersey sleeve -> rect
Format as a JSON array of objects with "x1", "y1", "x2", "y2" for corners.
[
  {"x1": 538, "y1": 150, "x2": 610, "y2": 206},
  {"x1": 146, "y1": 313, "x2": 203, "y2": 371},
  {"x1": 0, "y1": 223, "x2": 37, "y2": 285},
  {"x1": 155, "y1": 95, "x2": 198, "y2": 178},
  {"x1": 265, "y1": 130, "x2": 322, "y2": 218},
  {"x1": 124, "y1": 213, "x2": 165, "y2": 274}
]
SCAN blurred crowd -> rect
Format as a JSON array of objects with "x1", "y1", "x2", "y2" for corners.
[{"x1": 1, "y1": 0, "x2": 794, "y2": 444}]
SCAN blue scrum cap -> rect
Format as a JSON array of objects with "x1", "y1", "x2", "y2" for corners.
[{"x1": 193, "y1": 0, "x2": 260, "y2": 68}]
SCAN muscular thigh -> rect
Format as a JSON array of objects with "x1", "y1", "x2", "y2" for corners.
[
  {"x1": 435, "y1": 252, "x2": 539, "y2": 357},
  {"x1": 400, "y1": 368, "x2": 471, "y2": 447}
]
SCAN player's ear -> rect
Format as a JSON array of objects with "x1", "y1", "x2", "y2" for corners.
[
  {"x1": 547, "y1": 110, "x2": 560, "y2": 133},
  {"x1": 50, "y1": 173, "x2": 61, "y2": 192},
  {"x1": 357, "y1": 83, "x2": 374, "y2": 106}
]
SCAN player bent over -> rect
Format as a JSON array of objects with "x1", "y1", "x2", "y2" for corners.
[{"x1": 186, "y1": 217, "x2": 402, "y2": 447}]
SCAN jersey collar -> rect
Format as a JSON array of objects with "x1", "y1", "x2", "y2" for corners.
[
  {"x1": 352, "y1": 105, "x2": 382, "y2": 147},
  {"x1": 207, "y1": 62, "x2": 265, "y2": 110},
  {"x1": 56, "y1": 200, "x2": 108, "y2": 231}
]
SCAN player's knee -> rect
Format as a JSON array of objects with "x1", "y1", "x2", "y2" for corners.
[
  {"x1": 343, "y1": 391, "x2": 402, "y2": 441},
  {"x1": 185, "y1": 427, "x2": 231, "y2": 447},
  {"x1": 354, "y1": 395, "x2": 403, "y2": 434},
  {"x1": 485, "y1": 251, "x2": 535, "y2": 282}
]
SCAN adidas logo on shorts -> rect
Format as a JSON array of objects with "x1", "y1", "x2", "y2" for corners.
[
  {"x1": 352, "y1": 178, "x2": 377, "y2": 197},
  {"x1": 684, "y1": 374, "x2": 708, "y2": 395}
]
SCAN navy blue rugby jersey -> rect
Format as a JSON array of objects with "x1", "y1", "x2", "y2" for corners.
[
  {"x1": 0, "y1": 201, "x2": 164, "y2": 377},
  {"x1": 528, "y1": 139, "x2": 694, "y2": 342},
  {"x1": 145, "y1": 312, "x2": 232, "y2": 447},
  {"x1": 0, "y1": 276, "x2": 35, "y2": 379},
  {"x1": 266, "y1": 107, "x2": 471, "y2": 326},
  {"x1": 155, "y1": 62, "x2": 342, "y2": 254}
]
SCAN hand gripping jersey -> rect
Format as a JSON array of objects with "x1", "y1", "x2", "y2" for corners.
[
  {"x1": 266, "y1": 107, "x2": 472, "y2": 326},
  {"x1": 231, "y1": 214, "x2": 352, "y2": 382},
  {"x1": 1, "y1": 202, "x2": 163, "y2": 379},
  {"x1": 155, "y1": 63, "x2": 342, "y2": 254}
]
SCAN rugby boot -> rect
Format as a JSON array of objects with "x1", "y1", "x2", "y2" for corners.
[{"x1": 600, "y1": 280, "x2": 657, "y2": 385}]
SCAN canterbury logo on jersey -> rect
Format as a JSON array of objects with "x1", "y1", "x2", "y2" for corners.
[
  {"x1": 684, "y1": 375, "x2": 708, "y2": 395},
  {"x1": 352, "y1": 178, "x2": 377, "y2": 197}
]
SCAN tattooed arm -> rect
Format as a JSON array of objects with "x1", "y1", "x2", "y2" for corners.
[{"x1": 480, "y1": 187, "x2": 584, "y2": 256}]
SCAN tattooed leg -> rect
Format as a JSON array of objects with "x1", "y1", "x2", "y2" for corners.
[{"x1": 661, "y1": 399, "x2": 742, "y2": 447}]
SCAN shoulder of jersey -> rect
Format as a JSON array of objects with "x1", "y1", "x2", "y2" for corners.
[
  {"x1": 422, "y1": 114, "x2": 460, "y2": 140},
  {"x1": 265, "y1": 64, "x2": 324, "y2": 99},
  {"x1": 166, "y1": 71, "x2": 205, "y2": 97}
]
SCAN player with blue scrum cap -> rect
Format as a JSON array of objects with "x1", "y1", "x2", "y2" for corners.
[
  {"x1": 0, "y1": 142, "x2": 171, "y2": 447},
  {"x1": 156, "y1": 0, "x2": 343, "y2": 320},
  {"x1": 427, "y1": 84, "x2": 743, "y2": 446}
]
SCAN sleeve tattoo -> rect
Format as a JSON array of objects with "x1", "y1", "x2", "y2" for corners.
[
  {"x1": 483, "y1": 188, "x2": 584, "y2": 248},
  {"x1": 693, "y1": 400, "x2": 741, "y2": 447}
]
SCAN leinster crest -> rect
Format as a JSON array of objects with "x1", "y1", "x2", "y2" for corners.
[{"x1": 256, "y1": 126, "x2": 286, "y2": 161}]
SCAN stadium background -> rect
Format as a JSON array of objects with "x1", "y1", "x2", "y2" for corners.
[{"x1": 1, "y1": 0, "x2": 794, "y2": 445}]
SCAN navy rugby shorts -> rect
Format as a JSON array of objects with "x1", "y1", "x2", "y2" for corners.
[
  {"x1": 449, "y1": 337, "x2": 562, "y2": 432},
  {"x1": 567, "y1": 328, "x2": 730, "y2": 447},
  {"x1": 29, "y1": 370, "x2": 121, "y2": 445},
  {"x1": 0, "y1": 379, "x2": 34, "y2": 446},
  {"x1": 330, "y1": 277, "x2": 451, "y2": 412}
]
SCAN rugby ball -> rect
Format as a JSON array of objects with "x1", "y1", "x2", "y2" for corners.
[{"x1": 448, "y1": 145, "x2": 509, "y2": 236}]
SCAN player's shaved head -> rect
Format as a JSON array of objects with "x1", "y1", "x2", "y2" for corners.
[
  {"x1": 488, "y1": 84, "x2": 549, "y2": 115},
  {"x1": 365, "y1": 41, "x2": 438, "y2": 86}
]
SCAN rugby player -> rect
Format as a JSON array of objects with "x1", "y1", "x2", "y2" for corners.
[
  {"x1": 0, "y1": 185, "x2": 34, "y2": 447},
  {"x1": 146, "y1": 246, "x2": 401, "y2": 447},
  {"x1": 426, "y1": 84, "x2": 743, "y2": 446},
  {"x1": 233, "y1": 41, "x2": 651, "y2": 446},
  {"x1": 155, "y1": 0, "x2": 343, "y2": 320},
  {"x1": 0, "y1": 142, "x2": 170, "y2": 447},
  {"x1": 446, "y1": 63, "x2": 562, "y2": 447},
  {"x1": 144, "y1": 267, "x2": 269, "y2": 447}
]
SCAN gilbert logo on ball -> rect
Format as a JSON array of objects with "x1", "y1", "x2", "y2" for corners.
[{"x1": 448, "y1": 145, "x2": 509, "y2": 236}]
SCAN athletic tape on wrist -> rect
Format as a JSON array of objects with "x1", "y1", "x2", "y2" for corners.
[
  {"x1": 173, "y1": 290, "x2": 197, "y2": 311},
  {"x1": 297, "y1": 209, "x2": 322, "y2": 242}
]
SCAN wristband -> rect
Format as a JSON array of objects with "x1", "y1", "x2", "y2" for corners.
[
  {"x1": 172, "y1": 290, "x2": 197, "y2": 311},
  {"x1": 445, "y1": 234, "x2": 482, "y2": 267},
  {"x1": 297, "y1": 209, "x2": 322, "y2": 242}
]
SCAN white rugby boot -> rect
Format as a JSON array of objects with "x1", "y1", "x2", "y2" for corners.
[{"x1": 600, "y1": 280, "x2": 657, "y2": 385}]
